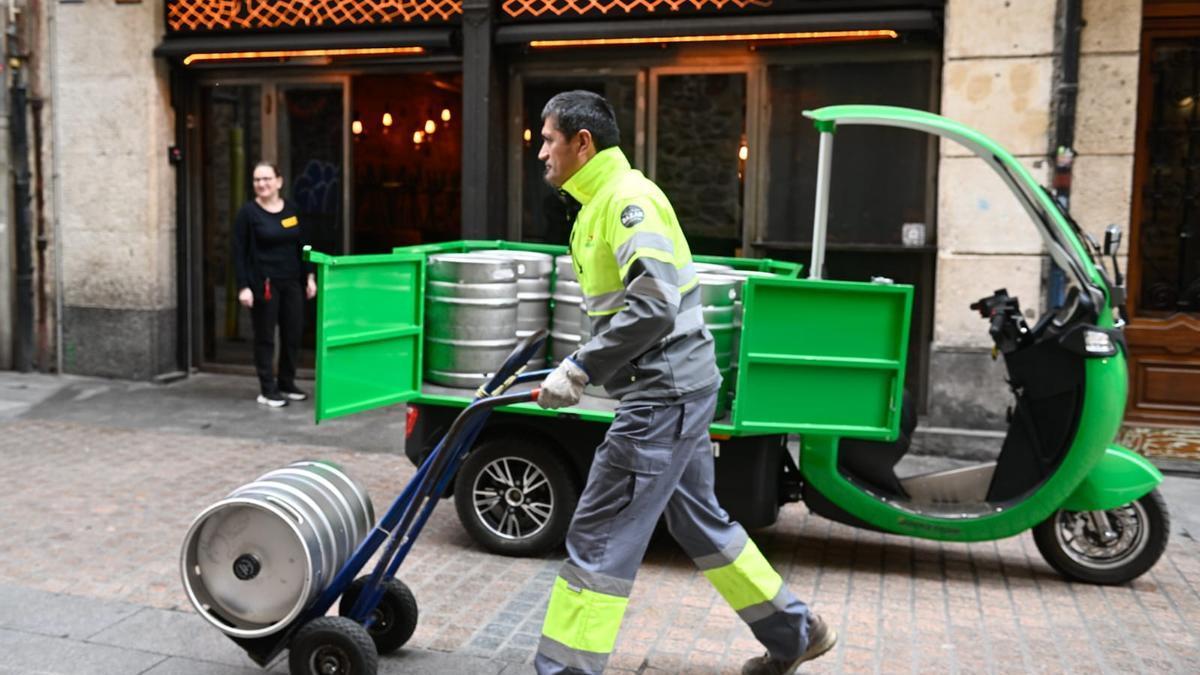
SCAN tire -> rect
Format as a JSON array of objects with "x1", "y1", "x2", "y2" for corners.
[
  {"x1": 288, "y1": 616, "x2": 378, "y2": 675},
  {"x1": 338, "y1": 577, "x2": 419, "y2": 655},
  {"x1": 454, "y1": 436, "x2": 578, "y2": 557},
  {"x1": 1032, "y1": 488, "x2": 1170, "y2": 585}
]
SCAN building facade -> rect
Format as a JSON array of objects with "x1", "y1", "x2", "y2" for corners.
[{"x1": 6, "y1": 0, "x2": 1197, "y2": 435}]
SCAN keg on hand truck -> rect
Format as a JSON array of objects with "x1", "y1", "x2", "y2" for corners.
[
  {"x1": 181, "y1": 332, "x2": 551, "y2": 675},
  {"x1": 181, "y1": 460, "x2": 418, "y2": 673}
]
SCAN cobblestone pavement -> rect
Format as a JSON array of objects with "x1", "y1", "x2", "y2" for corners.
[{"x1": 3, "y1": 419, "x2": 1200, "y2": 674}]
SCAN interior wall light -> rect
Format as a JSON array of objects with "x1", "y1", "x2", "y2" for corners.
[
  {"x1": 352, "y1": 112, "x2": 364, "y2": 138},
  {"x1": 182, "y1": 46, "x2": 424, "y2": 66},
  {"x1": 382, "y1": 108, "x2": 394, "y2": 132},
  {"x1": 737, "y1": 133, "x2": 748, "y2": 180},
  {"x1": 441, "y1": 108, "x2": 452, "y2": 123},
  {"x1": 528, "y1": 29, "x2": 899, "y2": 49},
  {"x1": 523, "y1": 128, "x2": 532, "y2": 147},
  {"x1": 425, "y1": 119, "x2": 437, "y2": 135}
]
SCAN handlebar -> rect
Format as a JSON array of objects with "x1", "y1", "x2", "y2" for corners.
[{"x1": 971, "y1": 288, "x2": 1030, "y2": 355}]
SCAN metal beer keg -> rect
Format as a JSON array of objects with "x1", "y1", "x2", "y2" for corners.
[
  {"x1": 180, "y1": 461, "x2": 374, "y2": 638},
  {"x1": 551, "y1": 255, "x2": 584, "y2": 366},
  {"x1": 425, "y1": 254, "x2": 519, "y2": 387}
]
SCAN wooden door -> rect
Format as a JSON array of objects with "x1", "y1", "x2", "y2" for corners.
[{"x1": 1126, "y1": 4, "x2": 1200, "y2": 424}]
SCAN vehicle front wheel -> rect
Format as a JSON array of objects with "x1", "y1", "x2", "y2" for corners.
[
  {"x1": 1032, "y1": 488, "x2": 1170, "y2": 585},
  {"x1": 453, "y1": 437, "x2": 578, "y2": 557}
]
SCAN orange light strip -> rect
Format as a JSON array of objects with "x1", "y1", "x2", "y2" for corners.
[
  {"x1": 530, "y1": 29, "x2": 899, "y2": 48},
  {"x1": 182, "y1": 46, "x2": 425, "y2": 66}
]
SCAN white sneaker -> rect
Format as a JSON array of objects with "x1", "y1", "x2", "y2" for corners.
[{"x1": 257, "y1": 392, "x2": 288, "y2": 408}]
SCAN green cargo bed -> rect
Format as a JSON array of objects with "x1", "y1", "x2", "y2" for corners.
[{"x1": 305, "y1": 240, "x2": 912, "y2": 440}]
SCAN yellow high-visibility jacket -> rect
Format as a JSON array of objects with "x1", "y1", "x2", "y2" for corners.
[{"x1": 562, "y1": 147, "x2": 720, "y2": 401}]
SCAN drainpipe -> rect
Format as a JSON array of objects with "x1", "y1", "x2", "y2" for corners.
[
  {"x1": 27, "y1": 0, "x2": 48, "y2": 371},
  {"x1": 48, "y1": 0, "x2": 63, "y2": 373},
  {"x1": 1049, "y1": 0, "x2": 1083, "y2": 308},
  {"x1": 7, "y1": 6, "x2": 32, "y2": 372}
]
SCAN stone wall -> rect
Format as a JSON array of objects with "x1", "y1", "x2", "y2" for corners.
[
  {"x1": 1071, "y1": 0, "x2": 1140, "y2": 277},
  {"x1": 53, "y1": 2, "x2": 176, "y2": 379},
  {"x1": 929, "y1": 0, "x2": 1141, "y2": 432},
  {"x1": 931, "y1": 0, "x2": 1058, "y2": 429},
  {"x1": 0, "y1": 26, "x2": 10, "y2": 370}
]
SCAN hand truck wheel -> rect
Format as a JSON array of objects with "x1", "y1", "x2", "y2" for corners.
[
  {"x1": 288, "y1": 616, "x2": 378, "y2": 675},
  {"x1": 338, "y1": 577, "x2": 420, "y2": 655}
]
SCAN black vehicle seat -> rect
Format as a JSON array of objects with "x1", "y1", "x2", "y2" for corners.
[{"x1": 837, "y1": 389, "x2": 917, "y2": 498}]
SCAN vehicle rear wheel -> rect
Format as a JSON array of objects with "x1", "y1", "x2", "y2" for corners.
[
  {"x1": 1032, "y1": 488, "x2": 1170, "y2": 585},
  {"x1": 454, "y1": 437, "x2": 578, "y2": 557}
]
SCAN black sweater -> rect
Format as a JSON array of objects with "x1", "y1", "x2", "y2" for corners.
[{"x1": 232, "y1": 200, "x2": 310, "y2": 290}]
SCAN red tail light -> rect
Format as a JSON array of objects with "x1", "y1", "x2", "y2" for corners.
[{"x1": 405, "y1": 405, "x2": 420, "y2": 439}]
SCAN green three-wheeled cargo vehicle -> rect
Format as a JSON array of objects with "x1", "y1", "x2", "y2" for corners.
[{"x1": 304, "y1": 105, "x2": 1167, "y2": 586}]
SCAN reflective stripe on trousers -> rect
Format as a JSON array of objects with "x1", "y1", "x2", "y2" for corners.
[{"x1": 535, "y1": 389, "x2": 810, "y2": 674}]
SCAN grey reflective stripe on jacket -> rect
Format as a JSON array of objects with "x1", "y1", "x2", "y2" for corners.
[{"x1": 575, "y1": 257, "x2": 720, "y2": 402}]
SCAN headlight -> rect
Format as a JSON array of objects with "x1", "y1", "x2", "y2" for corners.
[{"x1": 1084, "y1": 330, "x2": 1114, "y2": 354}]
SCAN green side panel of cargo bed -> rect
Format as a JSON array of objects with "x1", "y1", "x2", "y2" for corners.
[
  {"x1": 732, "y1": 277, "x2": 913, "y2": 440},
  {"x1": 307, "y1": 249, "x2": 425, "y2": 422}
]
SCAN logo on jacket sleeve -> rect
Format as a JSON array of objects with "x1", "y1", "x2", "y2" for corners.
[{"x1": 619, "y1": 205, "x2": 645, "y2": 228}]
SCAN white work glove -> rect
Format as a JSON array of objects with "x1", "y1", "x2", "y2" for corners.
[{"x1": 537, "y1": 358, "x2": 589, "y2": 409}]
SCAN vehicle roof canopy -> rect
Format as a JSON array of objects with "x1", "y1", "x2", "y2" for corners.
[{"x1": 802, "y1": 105, "x2": 1104, "y2": 299}]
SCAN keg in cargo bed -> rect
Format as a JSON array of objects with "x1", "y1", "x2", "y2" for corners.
[
  {"x1": 425, "y1": 254, "x2": 519, "y2": 387},
  {"x1": 698, "y1": 274, "x2": 737, "y2": 418},
  {"x1": 551, "y1": 254, "x2": 584, "y2": 366},
  {"x1": 698, "y1": 274, "x2": 737, "y2": 366},
  {"x1": 713, "y1": 270, "x2": 774, "y2": 356},
  {"x1": 694, "y1": 261, "x2": 734, "y2": 274},
  {"x1": 468, "y1": 250, "x2": 554, "y2": 333},
  {"x1": 471, "y1": 250, "x2": 553, "y2": 365},
  {"x1": 180, "y1": 460, "x2": 374, "y2": 639}
]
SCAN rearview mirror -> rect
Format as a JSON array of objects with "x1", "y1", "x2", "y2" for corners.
[{"x1": 1103, "y1": 225, "x2": 1122, "y2": 256}]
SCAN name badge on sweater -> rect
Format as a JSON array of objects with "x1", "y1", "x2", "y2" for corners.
[{"x1": 281, "y1": 216, "x2": 299, "y2": 229}]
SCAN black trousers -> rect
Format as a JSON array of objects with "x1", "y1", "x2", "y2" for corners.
[{"x1": 251, "y1": 277, "x2": 303, "y2": 393}]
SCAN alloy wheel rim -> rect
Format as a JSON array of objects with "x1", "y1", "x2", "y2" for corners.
[
  {"x1": 472, "y1": 456, "x2": 554, "y2": 540},
  {"x1": 1053, "y1": 500, "x2": 1150, "y2": 571}
]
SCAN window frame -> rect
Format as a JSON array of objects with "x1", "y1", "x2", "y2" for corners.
[{"x1": 506, "y1": 43, "x2": 940, "y2": 253}]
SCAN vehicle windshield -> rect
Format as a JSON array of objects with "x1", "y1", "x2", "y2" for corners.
[{"x1": 989, "y1": 160, "x2": 1099, "y2": 294}]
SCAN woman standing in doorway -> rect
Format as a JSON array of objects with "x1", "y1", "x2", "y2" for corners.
[{"x1": 233, "y1": 161, "x2": 316, "y2": 408}]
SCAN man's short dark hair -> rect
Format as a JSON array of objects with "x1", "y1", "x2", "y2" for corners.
[{"x1": 542, "y1": 90, "x2": 620, "y2": 151}]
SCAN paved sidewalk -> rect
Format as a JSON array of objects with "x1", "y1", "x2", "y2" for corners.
[{"x1": 1, "y1": 373, "x2": 1199, "y2": 673}]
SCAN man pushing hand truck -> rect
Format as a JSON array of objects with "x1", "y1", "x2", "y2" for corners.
[{"x1": 532, "y1": 90, "x2": 837, "y2": 675}]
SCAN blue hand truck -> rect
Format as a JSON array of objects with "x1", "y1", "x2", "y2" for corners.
[{"x1": 231, "y1": 330, "x2": 552, "y2": 674}]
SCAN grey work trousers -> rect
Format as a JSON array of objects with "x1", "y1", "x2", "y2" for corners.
[{"x1": 535, "y1": 387, "x2": 811, "y2": 674}]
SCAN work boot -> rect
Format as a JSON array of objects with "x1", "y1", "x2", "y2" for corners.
[{"x1": 741, "y1": 614, "x2": 837, "y2": 675}]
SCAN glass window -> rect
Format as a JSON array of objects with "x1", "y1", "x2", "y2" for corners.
[
  {"x1": 1138, "y1": 40, "x2": 1200, "y2": 314},
  {"x1": 201, "y1": 84, "x2": 262, "y2": 364},
  {"x1": 764, "y1": 60, "x2": 933, "y2": 246},
  {"x1": 654, "y1": 73, "x2": 747, "y2": 255}
]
